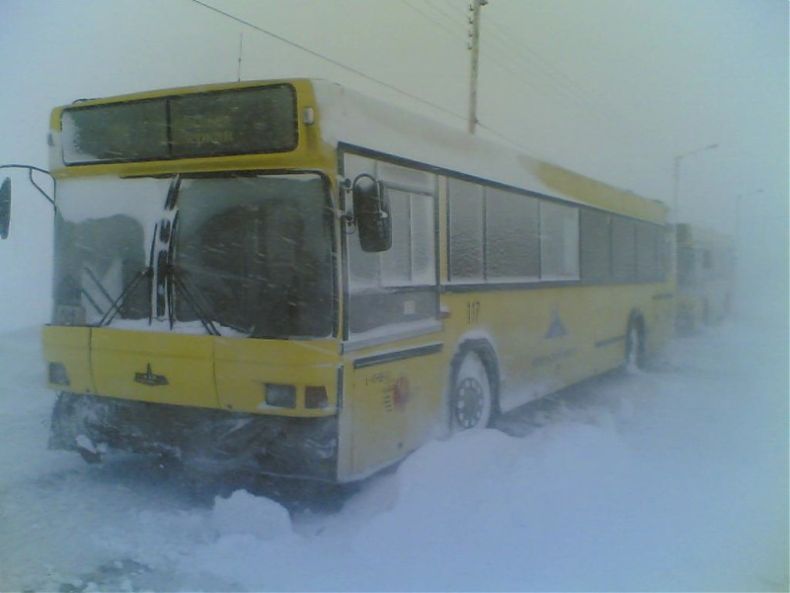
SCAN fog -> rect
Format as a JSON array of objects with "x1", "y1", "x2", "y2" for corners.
[
  {"x1": 1, "y1": 0, "x2": 787, "y2": 329},
  {"x1": 0, "y1": 1, "x2": 787, "y2": 590}
]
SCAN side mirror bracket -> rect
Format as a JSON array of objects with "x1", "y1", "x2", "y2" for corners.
[
  {"x1": 0, "y1": 178, "x2": 10, "y2": 240},
  {"x1": 0, "y1": 164, "x2": 56, "y2": 240}
]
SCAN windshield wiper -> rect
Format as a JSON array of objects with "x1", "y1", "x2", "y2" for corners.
[
  {"x1": 80, "y1": 264, "x2": 152, "y2": 326},
  {"x1": 99, "y1": 267, "x2": 154, "y2": 326},
  {"x1": 167, "y1": 266, "x2": 221, "y2": 336}
]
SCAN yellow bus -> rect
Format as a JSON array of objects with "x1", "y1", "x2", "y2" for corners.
[
  {"x1": 674, "y1": 223, "x2": 734, "y2": 332},
  {"x1": 2, "y1": 79, "x2": 673, "y2": 482}
]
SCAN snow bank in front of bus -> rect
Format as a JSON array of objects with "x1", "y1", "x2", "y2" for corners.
[
  {"x1": 1, "y1": 320, "x2": 786, "y2": 591},
  {"x1": 185, "y1": 416, "x2": 645, "y2": 591},
  {"x1": 211, "y1": 490, "x2": 291, "y2": 541},
  {"x1": 183, "y1": 320, "x2": 786, "y2": 591}
]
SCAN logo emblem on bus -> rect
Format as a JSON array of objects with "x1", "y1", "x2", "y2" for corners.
[
  {"x1": 544, "y1": 308, "x2": 568, "y2": 339},
  {"x1": 134, "y1": 363, "x2": 169, "y2": 387}
]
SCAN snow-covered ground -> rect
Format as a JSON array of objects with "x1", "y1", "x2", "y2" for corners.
[{"x1": 1, "y1": 320, "x2": 787, "y2": 592}]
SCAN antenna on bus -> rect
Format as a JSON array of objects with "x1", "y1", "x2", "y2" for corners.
[{"x1": 236, "y1": 32, "x2": 244, "y2": 82}]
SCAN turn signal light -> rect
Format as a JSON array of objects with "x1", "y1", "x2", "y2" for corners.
[{"x1": 305, "y1": 385, "x2": 328, "y2": 409}]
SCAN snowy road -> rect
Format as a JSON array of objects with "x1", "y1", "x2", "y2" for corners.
[{"x1": 1, "y1": 321, "x2": 787, "y2": 592}]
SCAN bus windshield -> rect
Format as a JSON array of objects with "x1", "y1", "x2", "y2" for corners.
[{"x1": 53, "y1": 173, "x2": 334, "y2": 338}]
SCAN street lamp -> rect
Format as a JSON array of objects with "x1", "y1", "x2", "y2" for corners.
[{"x1": 672, "y1": 142, "x2": 719, "y2": 222}]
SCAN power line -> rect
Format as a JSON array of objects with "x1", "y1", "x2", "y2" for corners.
[
  {"x1": 483, "y1": 12, "x2": 636, "y2": 133},
  {"x1": 485, "y1": 15, "x2": 591, "y2": 100},
  {"x1": 188, "y1": 0, "x2": 578, "y2": 160},
  {"x1": 189, "y1": 0, "x2": 467, "y2": 122},
  {"x1": 435, "y1": 0, "x2": 473, "y2": 27},
  {"x1": 401, "y1": 0, "x2": 464, "y2": 42}
]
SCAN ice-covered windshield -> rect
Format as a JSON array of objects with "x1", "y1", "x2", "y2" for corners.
[
  {"x1": 53, "y1": 174, "x2": 334, "y2": 338},
  {"x1": 174, "y1": 175, "x2": 334, "y2": 337}
]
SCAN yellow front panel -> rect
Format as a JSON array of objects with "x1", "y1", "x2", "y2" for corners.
[
  {"x1": 91, "y1": 328, "x2": 218, "y2": 408},
  {"x1": 346, "y1": 335, "x2": 447, "y2": 477},
  {"x1": 42, "y1": 326, "x2": 94, "y2": 394},
  {"x1": 214, "y1": 337, "x2": 340, "y2": 416}
]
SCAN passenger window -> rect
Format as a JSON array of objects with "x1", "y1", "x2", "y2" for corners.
[
  {"x1": 540, "y1": 201, "x2": 579, "y2": 280},
  {"x1": 485, "y1": 188, "x2": 539, "y2": 281},
  {"x1": 448, "y1": 178, "x2": 484, "y2": 282}
]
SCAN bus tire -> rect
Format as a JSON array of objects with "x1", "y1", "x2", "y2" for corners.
[
  {"x1": 449, "y1": 344, "x2": 498, "y2": 431},
  {"x1": 624, "y1": 316, "x2": 645, "y2": 371}
]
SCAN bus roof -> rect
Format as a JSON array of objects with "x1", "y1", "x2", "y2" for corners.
[
  {"x1": 312, "y1": 80, "x2": 668, "y2": 223},
  {"x1": 50, "y1": 78, "x2": 667, "y2": 223}
]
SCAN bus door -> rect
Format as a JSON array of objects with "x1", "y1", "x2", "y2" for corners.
[{"x1": 342, "y1": 152, "x2": 444, "y2": 475}]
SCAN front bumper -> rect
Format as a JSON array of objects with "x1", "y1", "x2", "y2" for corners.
[{"x1": 50, "y1": 392, "x2": 339, "y2": 481}]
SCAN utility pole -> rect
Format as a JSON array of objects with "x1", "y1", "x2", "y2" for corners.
[
  {"x1": 237, "y1": 33, "x2": 244, "y2": 82},
  {"x1": 467, "y1": 0, "x2": 487, "y2": 134}
]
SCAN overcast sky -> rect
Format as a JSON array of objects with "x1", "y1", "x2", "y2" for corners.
[{"x1": 0, "y1": 0, "x2": 787, "y2": 330}]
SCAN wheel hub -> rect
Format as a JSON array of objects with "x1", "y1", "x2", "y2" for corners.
[{"x1": 455, "y1": 377, "x2": 485, "y2": 428}]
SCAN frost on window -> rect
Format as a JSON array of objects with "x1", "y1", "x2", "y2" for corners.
[
  {"x1": 411, "y1": 193, "x2": 436, "y2": 284},
  {"x1": 612, "y1": 217, "x2": 636, "y2": 282},
  {"x1": 540, "y1": 201, "x2": 579, "y2": 280},
  {"x1": 175, "y1": 175, "x2": 333, "y2": 338},
  {"x1": 53, "y1": 174, "x2": 334, "y2": 338},
  {"x1": 381, "y1": 189, "x2": 411, "y2": 286},
  {"x1": 61, "y1": 85, "x2": 297, "y2": 165},
  {"x1": 581, "y1": 209, "x2": 611, "y2": 282},
  {"x1": 485, "y1": 188, "x2": 539, "y2": 281},
  {"x1": 378, "y1": 161, "x2": 434, "y2": 194},
  {"x1": 54, "y1": 177, "x2": 170, "y2": 325},
  {"x1": 349, "y1": 187, "x2": 435, "y2": 290},
  {"x1": 448, "y1": 178, "x2": 483, "y2": 282},
  {"x1": 345, "y1": 156, "x2": 438, "y2": 337},
  {"x1": 62, "y1": 100, "x2": 168, "y2": 164}
]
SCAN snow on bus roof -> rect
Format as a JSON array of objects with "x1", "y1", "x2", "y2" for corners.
[{"x1": 312, "y1": 80, "x2": 667, "y2": 223}]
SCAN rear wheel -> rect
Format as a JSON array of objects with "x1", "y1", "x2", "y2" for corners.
[
  {"x1": 625, "y1": 321, "x2": 644, "y2": 371},
  {"x1": 450, "y1": 351, "x2": 493, "y2": 430}
]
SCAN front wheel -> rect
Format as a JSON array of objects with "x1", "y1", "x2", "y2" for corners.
[{"x1": 450, "y1": 351, "x2": 494, "y2": 430}]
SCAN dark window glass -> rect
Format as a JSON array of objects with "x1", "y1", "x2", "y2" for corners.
[
  {"x1": 485, "y1": 188, "x2": 539, "y2": 280},
  {"x1": 62, "y1": 85, "x2": 297, "y2": 164},
  {"x1": 170, "y1": 86, "x2": 297, "y2": 157},
  {"x1": 62, "y1": 99, "x2": 168, "y2": 164},
  {"x1": 612, "y1": 217, "x2": 636, "y2": 282},
  {"x1": 175, "y1": 175, "x2": 333, "y2": 338},
  {"x1": 636, "y1": 222, "x2": 660, "y2": 281},
  {"x1": 580, "y1": 209, "x2": 611, "y2": 282},
  {"x1": 448, "y1": 178, "x2": 483, "y2": 281},
  {"x1": 678, "y1": 247, "x2": 695, "y2": 287}
]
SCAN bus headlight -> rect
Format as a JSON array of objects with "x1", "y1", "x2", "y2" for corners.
[
  {"x1": 48, "y1": 362, "x2": 70, "y2": 386},
  {"x1": 265, "y1": 383, "x2": 296, "y2": 408}
]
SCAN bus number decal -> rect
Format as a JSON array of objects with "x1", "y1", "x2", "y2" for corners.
[{"x1": 466, "y1": 300, "x2": 481, "y2": 324}]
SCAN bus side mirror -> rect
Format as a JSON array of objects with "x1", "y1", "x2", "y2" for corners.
[
  {"x1": 352, "y1": 174, "x2": 391, "y2": 252},
  {"x1": 0, "y1": 178, "x2": 10, "y2": 240}
]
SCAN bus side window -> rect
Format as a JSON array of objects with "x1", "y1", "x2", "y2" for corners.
[{"x1": 346, "y1": 158, "x2": 438, "y2": 337}]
